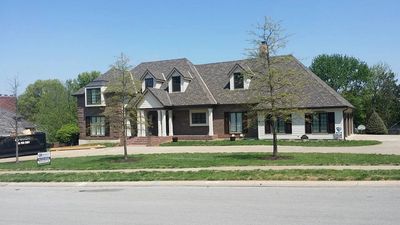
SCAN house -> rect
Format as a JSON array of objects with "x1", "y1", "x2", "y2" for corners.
[
  {"x1": 0, "y1": 95, "x2": 36, "y2": 137},
  {"x1": 73, "y1": 55, "x2": 354, "y2": 145}
]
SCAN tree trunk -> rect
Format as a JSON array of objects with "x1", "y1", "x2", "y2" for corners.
[{"x1": 272, "y1": 116, "x2": 278, "y2": 157}]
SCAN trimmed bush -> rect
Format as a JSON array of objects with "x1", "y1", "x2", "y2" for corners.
[
  {"x1": 55, "y1": 123, "x2": 80, "y2": 145},
  {"x1": 366, "y1": 111, "x2": 388, "y2": 134}
]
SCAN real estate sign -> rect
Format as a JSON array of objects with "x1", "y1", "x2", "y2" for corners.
[{"x1": 37, "y1": 152, "x2": 51, "y2": 165}]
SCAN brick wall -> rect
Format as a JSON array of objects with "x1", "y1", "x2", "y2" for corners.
[
  {"x1": 172, "y1": 109, "x2": 209, "y2": 135},
  {"x1": 76, "y1": 95, "x2": 119, "y2": 141},
  {"x1": 213, "y1": 105, "x2": 258, "y2": 138}
]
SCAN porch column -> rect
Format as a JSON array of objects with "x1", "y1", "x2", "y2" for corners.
[
  {"x1": 257, "y1": 112, "x2": 265, "y2": 139},
  {"x1": 161, "y1": 110, "x2": 167, "y2": 136},
  {"x1": 137, "y1": 110, "x2": 145, "y2": 137},
  {"x1": 168, "y1": 110, "x2": 173, "y2": 136},
  {"x1": 157, "y1": 110, "x2": 162, "y2": 137},
  {"x1": 208, "y1": 108, "x2": 214, "y2": 136}
]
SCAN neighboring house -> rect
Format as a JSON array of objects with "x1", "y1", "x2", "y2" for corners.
[
  {"x1": 73, "y1": 55, "x2": 354, "y2": 145},
  {"x1": 0, "y1": 109, "x2": 36, "y2": 137}
]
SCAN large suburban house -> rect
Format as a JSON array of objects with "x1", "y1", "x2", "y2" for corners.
[{"x1": 73, "y1": 55, "x2": 354, "y2": 145}]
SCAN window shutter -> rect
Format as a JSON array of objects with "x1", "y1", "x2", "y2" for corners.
[
  {"x1": 327, "y1": 112, "x2": 335, "y2": 134},
  {"x1": 305, "y1": 114, "x2": 312, "y2": 134},
  {"x1": 85, "y1": 117, "x2": 91, "y2": 136},
  {"x1": 285, "y1": 115, "x2": 292, "y2": 134},
  {"x1": 224, "y1": 112, "x2": 230, "y2": 134},
  {"x1": 242, "y1": 112, "x2": 248, "y2": 134},
  {"x1": 265, "y1": 115, "x2": 271, "y2": 134},
  {"x1": 105, "y1": 118, "x2": 110, "y2": 137}
]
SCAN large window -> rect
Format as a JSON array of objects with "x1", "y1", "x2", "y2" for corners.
[
  {"x1": 86, "y1": 88, "x2": 101, "y2": 105},
  {"x1": 172, "y1": 76, "x2": 181, "y2": 92},
  {"x1": 233, "y1": 72, "x2": 244, "y2": 89},
  {"x1": 190, "y1": 111, "x2": 207, "y2": 126},
  {"x1": 86, "y1": 116, "x2": 106, "y2": 136},
  {"x1": 144, "y1": 78, "x2": 154, "y2": 89},
  {"x1": 305, "y1": 112, "x2": 335, "y2": 134},
  {"x1": 229, "y1": 112, "x2": 243, "y2": 133},
  {"x1": 265, "y1": 115, "x2": 292, "y2": 134}
]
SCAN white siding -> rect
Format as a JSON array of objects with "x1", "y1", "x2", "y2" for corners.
[
  {"x1": 257, "y1": 108, "x2": 345, "y2": 140},
  {"x1": 138, "y1": 92, "x2": 163, "y2": 109}
]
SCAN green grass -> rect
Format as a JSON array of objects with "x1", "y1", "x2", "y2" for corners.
[
  {"x1": 160, "y1": 139, "x2": 381, "y2": 147},
  {"x1": 0, "y1": 152, "x2": 399, "y2": 171},
  {"x1": 1, "y1": 169, "x2": 400, "y2": 182}
]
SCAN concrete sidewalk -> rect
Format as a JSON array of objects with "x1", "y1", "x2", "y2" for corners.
[
  {"x1": 1, "y1": 134, "x2": 398, "y2": 163},
  {"x1": 0, "y1": 165, "x2": 399, "y2": 174}
]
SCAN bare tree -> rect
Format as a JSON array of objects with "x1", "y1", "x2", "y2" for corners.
[
  {"x1": 104, "y1": 53, "x2": 142, "y2": 160},
  {"x1": 7, "y1": 77, "x2": 21, "y2": 163},
  {"x1": 247, "y1": 17, "x2": 302, "y2": 158}
]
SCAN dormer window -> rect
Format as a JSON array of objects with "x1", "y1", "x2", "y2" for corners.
[
  {"x1": 86, "y1": 88, "x2": 101, "y2": 105},
  {"x1": 234, "y1": 73, "x2": 244, "y2": 89},
  {"x1": 172, "y1": 76, "x2": 181, "y2": 92},
  {"x1": 144, "y1": 78, "x2": 154, "y2": 89}
]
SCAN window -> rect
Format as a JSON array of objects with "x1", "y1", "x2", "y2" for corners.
[
  {"x1": 86, "y1": 88, "x2": 101, "y2": 105},
  {"x1": 86, "y1": 116, "x2": 106, "y2": 136},
  {"x1": 190, "y1": 112, "x2": 207, "y2": 126},
  {"x1": 233, "y1": 72, "x2": 244, "y2": 89},
  {"x1": 305, "y1": 112, "x2": 335, "y2": 134},
  {"x1": 144, "y1": 78, "x2": 154, "y2": 89},
  {"x1": 172, "y1": 76, "x2": 181, "y2": 92},
  {"x1": 265, "y1": 115, "x2": 292, "y2": 134},
  {"x1": 229, "y1": 112, "x2": 243, "y2": 133}
]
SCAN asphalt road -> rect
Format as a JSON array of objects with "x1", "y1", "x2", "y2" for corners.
[{"x1": 0, "y1": 183, "x2": 399, "y2": 225}]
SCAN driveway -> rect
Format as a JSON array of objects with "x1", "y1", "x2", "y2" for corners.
[{"x1": 1, "y1": 134, "x2": 399, "y2": 163}]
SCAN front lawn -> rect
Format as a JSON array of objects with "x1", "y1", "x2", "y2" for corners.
[
  {"x1": 1, "y1": 169, "x2": 400, "y2": 182},
  {"x1": 160, "y1": 139, "x2": 381, "y2": 147},
  {"x1": 0, "y1": 152, "x2": 399, "y2": 171}
]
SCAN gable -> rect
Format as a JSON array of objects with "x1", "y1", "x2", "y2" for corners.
[{"x1": 138, "y1": 91, "x2": 164, "y2": 109}]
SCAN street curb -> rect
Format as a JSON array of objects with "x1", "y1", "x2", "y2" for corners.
[{"x1": 1, "y1": 181, "x2": 400, "y2": 188}]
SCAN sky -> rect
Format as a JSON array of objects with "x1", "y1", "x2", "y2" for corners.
[{"x1": 0, "y1": 0, "x2": 399, "y2": 94}]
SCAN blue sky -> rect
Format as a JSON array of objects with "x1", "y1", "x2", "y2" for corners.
[{"x1": 0, "y1": 0, "x2": 399, "y2": 94}]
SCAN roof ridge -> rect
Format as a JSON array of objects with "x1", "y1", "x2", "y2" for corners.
[
  {"x1": 194, "y1": 55, "x2": 292, "y2": 66},
  {"x1": 139, "y1": 58, "x2": 188, "y2": 64}
]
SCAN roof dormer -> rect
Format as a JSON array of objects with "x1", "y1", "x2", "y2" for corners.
[
  {"x1": 228, "y1": 64, "x2": 250, "y2": 90},
  {"x1": 167, "y1": 68, "x2": 190, "y2": 93},
  {"x1": 141, "y1": 70, "x2": 163, "y2": 91}
]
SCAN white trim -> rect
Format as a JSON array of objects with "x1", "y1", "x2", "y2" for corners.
[
  {"x1": 189, "y1": 109, "x2": 209, "y2": 127},
  {"x1": 208, "y1": 108, "x2": 214, "y2": 136},
  {"x1": 85, "y1": 87, "x2": 106, "y2": 107},
  {"x1": 168, "y1": 110, "x2": 173, "y2": 136},
  {"x1": 161, "y1": 110, "x2": 167, "y2": 136}
]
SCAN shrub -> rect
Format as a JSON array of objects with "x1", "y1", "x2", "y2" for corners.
[
  {"x1": 366, "y1": 111, "x2": 388, "y2": 134},
  {"x1": 55, "y1": 123, "x2": 80, "y2": 145}
]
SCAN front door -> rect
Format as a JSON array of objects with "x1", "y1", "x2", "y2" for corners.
[{"x1": 147, "y1": 111, "x2": 158, "y2": 136}]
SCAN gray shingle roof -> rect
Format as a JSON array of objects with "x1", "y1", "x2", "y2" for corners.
[
  {"x1": 0, "y1": 108, "x2": 35, "y2": 136},
  {"x1": 197, "y1": 55, "x2": 353, "y2": 108},
  {"x1": 75, "y1": 55, "x2": 353, "y2": 109}
]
